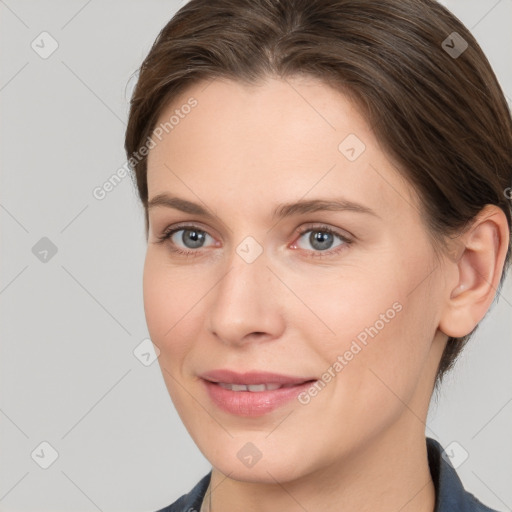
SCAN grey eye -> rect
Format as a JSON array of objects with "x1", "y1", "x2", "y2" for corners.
[
  {"x1": 173, "y1": 228, "x2": 211, "y2": 249},
  {"x1": 296, "y1": 229, "x2": 345, "y2": 252}
]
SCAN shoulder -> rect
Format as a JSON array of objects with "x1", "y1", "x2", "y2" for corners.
[
  {"x1": 427, "y1": 437, "x2": 501, "y2": 512},
  {"x1": 154, "y1": 472, "x2": 211, "y2": 512}
]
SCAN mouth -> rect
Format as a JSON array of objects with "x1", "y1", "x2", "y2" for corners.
[
  {"x1": 200, "y1": 369, "x2": 317, "y2": 416},
  {"x1": 216, "y1": 382, "x2": 299, "y2": 391}
]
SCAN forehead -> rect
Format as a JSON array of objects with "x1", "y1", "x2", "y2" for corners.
[{"x1": 146, "y1": 76, "x2": 419, "y2": 221}]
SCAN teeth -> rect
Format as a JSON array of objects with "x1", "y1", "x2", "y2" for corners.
[
  {"x1": 246, "y1": 384, "x2": 266, "y2": 392},
  {"x1": 217, "y1": 382, "x2": 284, "y2": 392},
  {"x1": 263, "y1": 383, "x2": 282, "y2": 391}
]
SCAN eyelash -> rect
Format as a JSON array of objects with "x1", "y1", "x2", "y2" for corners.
[{"x1": 155, "y1": 223, "x2": 352, "y2": 259}]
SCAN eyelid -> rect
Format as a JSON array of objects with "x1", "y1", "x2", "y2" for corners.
[
  {"x1": 155, "y1": 221, "x2": 217, "y2": 242},
  {"x1": 294, "y1": 223, "x2": 353, "y2": 242}
]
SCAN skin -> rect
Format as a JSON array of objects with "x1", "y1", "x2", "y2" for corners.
[{"x1": 143, "y1": 75, "x2": 509, "y2": 512}]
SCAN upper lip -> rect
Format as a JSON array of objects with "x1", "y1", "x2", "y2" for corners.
[{"x1": 200, "y1": 369, "x2": 316, "y2": 385}]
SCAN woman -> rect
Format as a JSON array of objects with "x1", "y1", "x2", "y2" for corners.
[{"x1": 125, "y1": 0, "x2": 511, "y2": 510}]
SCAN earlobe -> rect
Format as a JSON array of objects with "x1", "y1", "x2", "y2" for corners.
[{"x1": 439, "y1": 205, "x2": 509, "y2": 339}]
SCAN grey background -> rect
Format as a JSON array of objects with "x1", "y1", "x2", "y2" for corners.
[{"x1": 0, "y1": 1, "x2": 511, "y2": 511}]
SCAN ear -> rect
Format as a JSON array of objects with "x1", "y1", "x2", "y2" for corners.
[{"x1": 438, "y1": 205, "x2": 510, "y2": 338}]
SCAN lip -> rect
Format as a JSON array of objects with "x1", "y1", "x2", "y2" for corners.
[{"x1": 200, "y1": 369, "x2": 317, "y2": 417}]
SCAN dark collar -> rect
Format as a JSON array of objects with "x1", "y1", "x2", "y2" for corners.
[
  {"x1": 157, "y1": 437, "x2": 498, "y2": 511},
  {"x1": 427, "y1": 437, "x2": 497, "y2": 512}
]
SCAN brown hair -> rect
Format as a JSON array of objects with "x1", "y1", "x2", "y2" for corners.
[{"x1": 125, "y1": 0, "x2": 512, "y2": 385}]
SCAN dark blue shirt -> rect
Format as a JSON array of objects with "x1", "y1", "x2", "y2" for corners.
[{"x1": 156, "y1": 438, "x2": 500, "y2": 511}]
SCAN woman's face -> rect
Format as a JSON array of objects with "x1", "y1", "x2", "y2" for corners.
[{"x1": 144, "y1": 76, "x2": 449, "y2": 482}]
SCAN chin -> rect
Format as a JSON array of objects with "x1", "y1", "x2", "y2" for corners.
[
  {"x1": 213, "y1": 456, "x2": 309, "y2": 484},
  {"x1": 191, "y1": 432, "x2": 317, "y2": 484}
]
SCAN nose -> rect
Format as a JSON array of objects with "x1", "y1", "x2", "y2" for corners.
[{"x1": 206, "y1": 248, "x2": 285, "y2": 347}]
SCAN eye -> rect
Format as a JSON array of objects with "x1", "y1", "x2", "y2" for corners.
[
  {"x1": 155, "y1": 223, "x2": 352, "y2": 259},
  {"x1": 292, "y1": 225, "x2": 351, "y2": 256},
  {"x1": 156, "y1": 224, "x2": 216, "y2": 255}
]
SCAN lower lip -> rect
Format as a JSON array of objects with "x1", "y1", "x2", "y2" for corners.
[{"x1": 202, "y1": 379, "x2": 315, "y2": 417}]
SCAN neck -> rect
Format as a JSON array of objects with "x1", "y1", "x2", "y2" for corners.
[{"x1": 206, "y1": 426, "x2": 436, "y2": 512}]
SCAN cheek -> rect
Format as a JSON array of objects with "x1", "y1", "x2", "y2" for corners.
[
  {"x1": 288, "y1": 261, "x2": 405, "y2": 356},
  {"x1": 298, "y1": 258, "x2": 436, "y2": 407},
  {"x1": 142, "y1": 252, "x2": 200, "y2": 364},
  {"x1": 142, "y1": 255, "x2": 171, "y2": 342},
  {"x1": 142, "y1": 255, "x2": 208, "y2": 419}
]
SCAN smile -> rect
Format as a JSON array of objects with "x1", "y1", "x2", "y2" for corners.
[{"x1": 200, "y1": 369, "x2": 317, "y2": 416}]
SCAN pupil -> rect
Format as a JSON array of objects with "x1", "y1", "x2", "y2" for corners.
[{"x1": 310, "y1": 231, "x2": 333, "y2": 251}]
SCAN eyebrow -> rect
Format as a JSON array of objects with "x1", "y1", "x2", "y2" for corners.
[{"x1": 147, "y1": 193, "x2": 380, "y2": 220}]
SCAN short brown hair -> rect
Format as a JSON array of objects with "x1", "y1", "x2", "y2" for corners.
[{"x1": 125, "y1": 0, "x2": 512, "y2": 384}]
